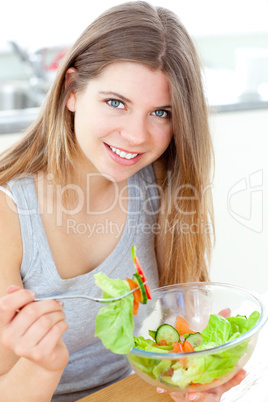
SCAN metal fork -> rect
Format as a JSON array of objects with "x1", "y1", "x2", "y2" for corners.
[{"x1": 35, "y1": 283, "x2": 146, "y2": 303}]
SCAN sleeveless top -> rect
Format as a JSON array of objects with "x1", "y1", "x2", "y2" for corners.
[{"x1": 1, "y1": 164, "x2": 160, "y2": 402}]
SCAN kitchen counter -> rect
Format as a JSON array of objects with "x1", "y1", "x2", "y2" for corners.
[{"x1": 212, "y1": 98, "x2": 268, "y2": 113}]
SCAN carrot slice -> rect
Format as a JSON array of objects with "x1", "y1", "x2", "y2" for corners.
[
  {"x1": 154, "y1": 340, "x2": 168, "y2": 346},
  {"x1": 126, "y1": 277, "x2": 142, "y2": 303},
  {"x1": 175, "y1": 316, "x2": 195, "y2": 336},
  {"x1": 181, "y1": 340, "x2": 195, "y2": 353},
  {"x1": 133, "y1": 300, "x2": 140, "y2": 313},
  {"x1": 132, "y1": 299, "x2": 139, "y2": 315},
  {"x1": 171, "y1": 341, "x2": 184, "y2": 353},
  {"x1": 126, "y1": 277, "x2": 142, "y2": 315}
]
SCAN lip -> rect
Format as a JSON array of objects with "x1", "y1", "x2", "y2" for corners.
[{"x1": 104, "y1": 143, "x2": 143, "y2": 166}]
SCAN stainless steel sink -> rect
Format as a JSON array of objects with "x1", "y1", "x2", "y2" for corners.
[{"x1": 0, "y1": 81, "x2": 41, "y2": 134}]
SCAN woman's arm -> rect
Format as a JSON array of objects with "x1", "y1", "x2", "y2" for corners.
[{"x1": 0, "y1": 192, "x2": 69, "y2": 401}]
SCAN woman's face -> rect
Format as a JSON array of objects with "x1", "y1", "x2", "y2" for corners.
[{"x1": 66, "y1": 61, "x2": 173, "y2": 183}]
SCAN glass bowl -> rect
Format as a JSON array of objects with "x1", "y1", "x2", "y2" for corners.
[{"x1": 126, "y1": 282, "x2": 267, "y2": 393}]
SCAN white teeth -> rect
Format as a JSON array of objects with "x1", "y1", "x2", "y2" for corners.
[{"x1": 109, "y1": 146, "x2": 138, "y2": 159}]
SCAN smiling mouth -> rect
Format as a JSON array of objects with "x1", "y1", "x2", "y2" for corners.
[{"x1": 107, "y1": 144, "x2": 139, "y2": 160}]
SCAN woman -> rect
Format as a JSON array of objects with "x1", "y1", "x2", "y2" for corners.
[{"x1": 0, "y1": 2, "x2": 245, "y2": 401}]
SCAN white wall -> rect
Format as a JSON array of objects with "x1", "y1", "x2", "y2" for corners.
[
  {"x1": 1, "y1": 0, "x2": 268, "y2": 51},
  {"x1": 210, "y1": 110, "x2": 268, "y2": 294}
]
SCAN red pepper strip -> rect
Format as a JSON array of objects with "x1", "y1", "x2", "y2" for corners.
[
  {"x1": 133, "y1": 256, "x2": 152, "y2": 300},
  {"x1": 144, "y1": 283, "x2": 152, "y2": 300},
  {"x1": 131, "y1": 246, "x2": 152, "y2": 300},
  {"x1": 134, "y1": 256, "x2": 147, "y2": 281}
]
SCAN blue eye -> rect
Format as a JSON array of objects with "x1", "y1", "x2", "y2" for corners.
[
  {"x1": 107, "y1": 99, "x2": 124, "y2": 109},
  {"x1": 153, "y1": 110, "x2": 171, "y2": 118}
]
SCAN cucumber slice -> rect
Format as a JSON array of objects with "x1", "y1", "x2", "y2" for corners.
[
  {"x1": 155, "y1": 324, "x2": 180, "y2": 344},
  {"x1": 184, "y1": 332, "x2": 203, "y2": 348},
  {"x1": 149, "y1": 330, "x2": 156, "y2": 340},
  {"x1": 132, "y1": 273, "x2": 148, "y2": 304}
]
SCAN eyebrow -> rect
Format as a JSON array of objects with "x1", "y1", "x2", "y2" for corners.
[
  {"x1": 98, "y1": 91, "x2": 132, "y2": 104},
  {"x1": 98, "y1": 90, "x2": 172, "y2": 110}
]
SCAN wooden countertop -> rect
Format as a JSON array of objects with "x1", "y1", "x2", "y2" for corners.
[{"x1": 77, "y1": 374, "x2": 170, "y2": 402}]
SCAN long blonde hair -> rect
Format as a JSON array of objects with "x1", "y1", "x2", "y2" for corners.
[{"x1": 0, "y1": 1, "x2": 214, "y2": 285}]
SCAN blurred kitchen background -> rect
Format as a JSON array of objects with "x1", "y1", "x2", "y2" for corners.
[{"x1": 0, "y1": 0, "x2": 267, "y2": 294}]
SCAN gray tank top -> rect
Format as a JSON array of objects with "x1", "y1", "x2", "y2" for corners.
[{"x1": 1, "y1": 164, "x2": 160, "y2": 402}]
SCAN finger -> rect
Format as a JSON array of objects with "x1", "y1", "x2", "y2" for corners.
[
  {"x1": 218, "y1": 308, "x2": 231, "y2": 318},
  {"x1": 0, "y1": 288, "x2": 36, "y2": 323},
  {"x1": 17, "y1": 299, "x2": 64, "y2": 336},
  {"x1": 11, "y1": 311, "x2": 66, "y2": 355},
  {"x1": 1, "y1": 299, "x2": 64, "y2": 346},
  {"x1": 37, "y1": 320, "x2": 69, "y2": 353},
  {"x1": 212, "y1": 369, "x2": 246, "y2": 395},
  {"x1": 157, "y1": 388, "x2": 198, "y2": 401},
  {"x1": 7, "y1": 285, "x2": 21, "y2": 294},
  {"x1": 31, "y1": 321, "x2": 69, "y2": 367},
  {"x1": 156, "y1": 387, "x2": 168, "y2": 394},
  {"x1": 169, "y1": 392, "x2": 189, "y2": 401}
]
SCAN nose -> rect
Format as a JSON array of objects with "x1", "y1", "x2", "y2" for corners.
[{"x1": 120, "y1": 113, "x2": 149, "y2": 147}]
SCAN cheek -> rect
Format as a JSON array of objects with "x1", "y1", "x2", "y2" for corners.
[
  {"x1": 95, "y1": 119, "x2": 115, "y2": 138},
  {"x1": 154, "y1": 127, "x2": 173, "y2": 154},
  {"x1": 74, "y1": 109, "x2": 107, "y2": 141}
]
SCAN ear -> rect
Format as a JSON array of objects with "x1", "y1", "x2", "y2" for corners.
[{"x1": 65, "y1": 67, "x2": 77, "y2": 112}]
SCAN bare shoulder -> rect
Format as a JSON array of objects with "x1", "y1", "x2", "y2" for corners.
[{"x1": 0, "y1": 189, "x2": 23, "y2": 293}]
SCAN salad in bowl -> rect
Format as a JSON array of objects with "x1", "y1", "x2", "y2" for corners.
[{"x1": 94, "y1": 247, "x2": 267, "y2": 392}]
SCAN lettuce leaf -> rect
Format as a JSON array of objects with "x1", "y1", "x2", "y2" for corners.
[
  {"x1": 195, "y1": 314, "x2": 231, "y2": 350},
  {"x1": 94, "y1": 272, "x2": 130, "y2": 299},
  {"x1": 132, "y1": 311, "x2": 260, "y2": 388},
  {"x1": 94, "y1": 272, "x2": 135, "y2": 354}
]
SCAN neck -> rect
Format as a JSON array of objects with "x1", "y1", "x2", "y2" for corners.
[{"x1": 36, "y1": 164, "x2": 128, "y2": 216}]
